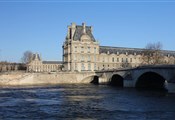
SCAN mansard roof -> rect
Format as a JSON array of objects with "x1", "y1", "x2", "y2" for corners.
[
  {"x1": 100, "y1": 46, "x2": 175, "y2": 56},
  {"x1": 32, "y1": 53, "x2": 41, "y2": 61},
  {"x1": 73, "y1": 25, "x2": 96, "y2": 42},
  {"x1": 100, "y1": 46, "x2": 144, "y2": 55},
  {"x1": 162, "y1": 50, "x2": 175, "y2": 56},
  {"x1": 42, "y1": 61, "x2": 62, "y2": 64}
]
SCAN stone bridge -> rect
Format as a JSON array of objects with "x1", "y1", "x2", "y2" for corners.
[{"x1": 82, "y1": 65, "x2": 175, "y2": 91}]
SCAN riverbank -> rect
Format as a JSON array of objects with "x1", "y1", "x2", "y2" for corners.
[
  {"x1": 0, "y1": 71, "x2": 95, "y2": 86},
  {"x1": 1, "y1": 71, "x2": 175, "y2": 93}
]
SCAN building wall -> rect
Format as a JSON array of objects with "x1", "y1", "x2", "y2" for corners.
[
  {"x1": 0, "y1": 63, "x2": 18, "y2": 72},
  {"x1": 28, "y1": 23, "x2": 175, "y2": 73},
  {"x1": 62, "y1": 23, "x2": 145, "y2": 72},
  {"x1": 70, "y1": 41, "x2": 99, "y2": 71},
  {"x1": 63, "y1": 23, "x2": 99, "y2": 72},
  {"x1": 27, "y1": 54, "x2": 62, "y2": 72},
  {"x1": 63, "y1": 23, "x2": 175, "y2": 72},
  {"x1": 28, "y1": 61, "x2": 61, "y2": 72},
  {"x1": 98, "y1": 53, "x2": 143, "y2": 70}
]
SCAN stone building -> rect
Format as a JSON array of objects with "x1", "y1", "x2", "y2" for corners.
[
  {"x1": 63, "y1": 23, "x2": 175, "y2": 72},
  {"x1": 27, "y1": 22, "x2": 175, "y2": 72},
  {"x1": 0, "y1": 62, "x2": 18, "y2": 72},
  {"x1": 27, "y1": 53, "x2": 62, "y2": 72},
  {"x1": 63, "y1": 23, "x2": 99, "y2": 72}
]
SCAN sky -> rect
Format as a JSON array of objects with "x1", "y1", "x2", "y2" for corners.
[{"x1": 0, "y1": 0, "x2": 175, "y2": 62}]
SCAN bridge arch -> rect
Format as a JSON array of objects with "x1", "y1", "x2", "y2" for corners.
[
  {"x1": 135, "y1": 71, "x2": 166, "y2": 90},
  {"x1": 109, "y1": 74, "x2": 124, "y2": 87},
  {"x1": 79, "y1": 73, "x2": 98, "y2": 83},
  {"x1": 90, "y1": 75, "x2": 99, "y2": 85}
]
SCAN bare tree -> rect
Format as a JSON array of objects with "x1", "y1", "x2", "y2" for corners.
[
  {"x1": 21, "y1": 51, "x2": 33, "y2": 63},
  {"x1": 142, "y1": 42, "x2": 163, "y2": 65}
]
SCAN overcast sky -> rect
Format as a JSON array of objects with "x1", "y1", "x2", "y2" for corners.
[{"x1": 0, "y1": 0, "x2": 175, "y2": 62}]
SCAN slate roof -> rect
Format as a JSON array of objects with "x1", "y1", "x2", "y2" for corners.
[
  {"x1": 162, "y1": 50, "x2": 175, "y2": 56},
  {"x1": 73, "y1": 26, "x2": 96, "y2": 42},
  {"x1": 32, "y1": 54, "x2": 41, "y2": 61},
  {"x1": 100, "y1": 46, "x2": 144, "y2": 55},
  {"x1": 42, "y1": 61, "x2": 62, "y2": 64},
  {"x1": 100, "y1": 46, "x2": 175, "y2": 56}
]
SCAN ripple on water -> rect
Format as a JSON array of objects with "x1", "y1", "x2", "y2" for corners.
[{"x1": 0, "y1": 84, "x2": 175, "y2": 120}]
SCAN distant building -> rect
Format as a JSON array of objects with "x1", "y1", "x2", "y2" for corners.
[
  {"x1": 63, "y1": 23, "x2": 175, "y2": 72},
  {"x1": 62, "y1": 23, "x2": 99, "y2": 71},
  {"x1": 27, "y1": 22, "x2": 175, "y2": 72},
  {"x1": 27, "y1": 53, "x2": 62, "y2": 72},
  {"x1": 0, "y1": 62, "x2": 23, "y2": 72}
]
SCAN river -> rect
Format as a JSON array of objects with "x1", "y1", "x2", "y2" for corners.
[{"x1": 0, "y1": 84, "x2": 175, "y2": 120}]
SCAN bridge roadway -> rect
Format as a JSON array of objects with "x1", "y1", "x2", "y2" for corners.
[{"x1": 81, "y1": 65, "x2": 175, "y2": 91}]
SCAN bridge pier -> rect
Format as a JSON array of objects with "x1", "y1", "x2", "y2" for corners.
[
  {"x1": 123, "y1": 80, "x2": 135, "y2": 87},
  {"x1": 98, "y1": 77, "x2": 108, "y2": 85},
  {"x1": 166, "y1": 82, "x2": 175, "y2": 93}
]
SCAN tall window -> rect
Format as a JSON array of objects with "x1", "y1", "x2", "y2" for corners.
[
  {"x1": 88, "y1": 63, "x2": 91, "y2": 71},
  {"x1": 74, "y1": 55, "x2": 77, "y2": 61},
  {"x1": 103, "y1": 57, "x2": 105, "y2": 62},
  {"x1": 94, "y1": 63, "x2": 96, "y2": 70},
  {"x1": 75, "y1": 63, "x2": 77, "y2": 70},
  {"x1": 94, "y1": 47, "x2": 96, "y2": 53},
  {"x1": 75, "y1": 46, "x2": 77, "y2": 52},
  {"x1": 81, "y1": 55, "x2": 84, "y2": 62},
  {"x1": 88, "y1": 55, "x2": 91, "y2": 62},
  {"x1": 117, "y1": 58, "x2": 119, "y2": 62},
  {"x1": 94, "y1": 56, "x2": 96, "y2": 62},
  {"x1": 130, "y1": 58, "x2": 132, "y2": 62},
  {"x1": 112, "y1": 57, "x2": 114, "y2": 62},
  {"x1": 88, "y1": 47, "x2": 90, "y2": 53},
  {"x1": 81, "y1": 47, "x2": 84, "y2": 53},
  {"x1": 81, "y1": 63, "x2": 85, "y2": 71}
]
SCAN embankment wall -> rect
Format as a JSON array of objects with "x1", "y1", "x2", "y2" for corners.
[{"x1": 0, "y1": 72, "x2": 95, "y2": 86}]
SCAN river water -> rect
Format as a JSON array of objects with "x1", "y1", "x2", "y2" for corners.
[{"x1": 0, "y1": 84, "x2": 175, "y2": 120}]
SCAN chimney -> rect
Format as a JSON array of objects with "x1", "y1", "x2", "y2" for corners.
[
  {"x1": 90, "y1": 26, "x2": 93, "y2": 33},
  {"x1": 71, "y1": 22, "x2": 76, "y2": 39},
  {"x1": 82, "y1": 22, "x2": 86, "y2": 34}
]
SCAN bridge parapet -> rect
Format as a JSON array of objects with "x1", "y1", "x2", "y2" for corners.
[
  {"x1": 94, "y1": 65, "x2": 175, "y2": 88},
  {"x1": 135, "y1": 65, "x2": 175, "y2": 70}
]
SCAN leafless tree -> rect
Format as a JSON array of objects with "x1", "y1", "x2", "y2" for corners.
[
  {"x1": 142, "y1": 42, "x2": 163, "y2": 65},
  {"x1": 21, "y1": 51, "x2": 33, "y2": 63}
]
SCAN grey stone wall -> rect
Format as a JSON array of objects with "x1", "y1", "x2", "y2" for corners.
[{"x1": 0, "y1": 72, "x2": 96, "y2": 86}]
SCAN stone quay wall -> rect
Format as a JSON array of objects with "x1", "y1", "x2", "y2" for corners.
[{"x1": 0, "y1": 72, "x2": 95, "y2": 86}]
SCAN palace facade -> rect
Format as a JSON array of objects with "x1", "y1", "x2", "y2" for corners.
[
  {"x1": 62, "y1": 23, "x2": 175, "y2": 72},
  {"x1": 27, "y1": 53, "x2": 62, "y2": 72},
  {"x1": 28, "y1": 22, "x2": 175, "y2": 72}
]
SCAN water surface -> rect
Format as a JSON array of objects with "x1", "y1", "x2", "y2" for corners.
[{"x1": 0, "y1": 84, "x2": 175, "y2": 120}]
